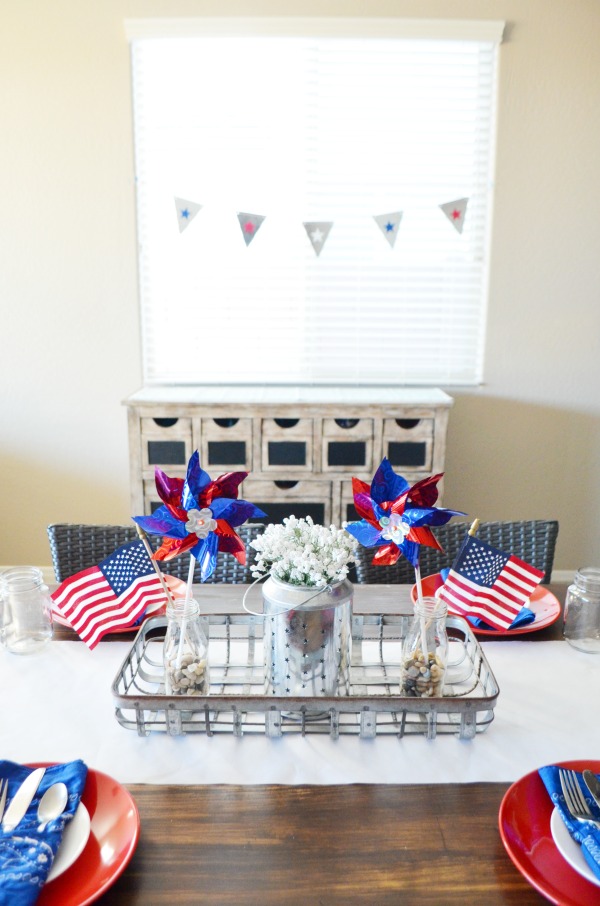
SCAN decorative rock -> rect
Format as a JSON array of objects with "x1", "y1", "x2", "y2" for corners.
[
  {"x1": 400, "y1": 649, "x2": 445, "y2": 697},
  {"x1": 165, "y1": 655, "x2": 208, "y2": 695}
]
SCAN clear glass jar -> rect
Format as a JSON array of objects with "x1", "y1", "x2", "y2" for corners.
[
  {"x1": 0, "y1": 567, "x2": 53, "y2": 654},
  {"x1": 563, "y1": 568, "x2": 600, "y2": 653},
  {"x1": 400, "y1": 596, "x2": 448, "y2": 697},
  {"x1": 163, "y1": 596, "x2": 210, "y2": 694}
]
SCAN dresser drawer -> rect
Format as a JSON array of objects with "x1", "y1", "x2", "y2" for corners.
[
  {"x1": 261, "y1": 418, "x2": 313, "y2": 472},
  {"x1": 322, "y1": 418, "x2": 374, "y2": 472},
  {"x1": 141, "y1": 417, "x2": 193, "y2": 470},
  {"x1": 383, "y1": 418, "x2": 434, "y2": 472},
  {"x1": 243, "y1": 479, "x2": 332, "y2": 526},
  {"x1": 200, "y1": 418, "x2": 252, "y2": 471}
]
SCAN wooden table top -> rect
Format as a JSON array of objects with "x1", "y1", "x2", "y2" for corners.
[
  {"x1": 52, "y1": 583, "x2": 568, "y2": 903},
  {"x1": 101, "y1": 782, "x2": 548, "y2": 905}
]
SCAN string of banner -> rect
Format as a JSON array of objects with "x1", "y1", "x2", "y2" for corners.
[{"x1": 174, "y1": 196, "x2": 469, "y2": 256}]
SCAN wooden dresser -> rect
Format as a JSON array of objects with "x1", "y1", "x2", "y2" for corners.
[{"x1": 124, "y1": 386, "x2": 453, "y2": 525}]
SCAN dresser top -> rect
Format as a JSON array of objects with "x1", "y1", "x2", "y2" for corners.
[{"x1": 124, "y1": 385, "x2": 453, "y2": 407}]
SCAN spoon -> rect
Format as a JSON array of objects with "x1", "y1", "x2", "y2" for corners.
[{"x1": 37, "y1": 782, "x2": 68, "y2": 832}]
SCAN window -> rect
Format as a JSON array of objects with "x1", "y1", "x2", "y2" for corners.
[{"x1": 126, "y1": 18, "x2": 503, "y2": 386}]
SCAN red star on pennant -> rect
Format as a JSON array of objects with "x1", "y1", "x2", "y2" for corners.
[
  {"x1": 244, "y1": 222, "x2": 255, "y2": 233},
  {"x1": 452, "y1": 209, "x2": 461, "y2": 220}
]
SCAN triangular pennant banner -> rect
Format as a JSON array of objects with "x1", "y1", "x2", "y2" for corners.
[
  {"x1": 373, "y1": 211, "x2": 403, "y2": 248},
  {"x1": 174, "y1": 197, "x2": 203, "y2": 233},
  {"x1": 237, "y1": 212, "x2": 265, "y2": 246},
  {"x1": 303, "y1": 222, "x2": 333, "y2": 257},
  {"x1": 439, "y1": 198, "x2": 469, "y2": 234}
]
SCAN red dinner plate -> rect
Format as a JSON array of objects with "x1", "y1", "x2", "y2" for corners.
[
  {"x1": 410, "y1": 573, "x2": 561, "y2": 637},
  {"x1": 30, "y1": 764, "x2": 140, "y2": 906},
  {"x1": 499, "y1": 759, "x2": 600, "y2": 905},
  {"x1": 52, "y1": 604, "x2": 166, "y2": 634}
]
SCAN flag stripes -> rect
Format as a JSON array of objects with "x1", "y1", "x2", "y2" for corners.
[
  {"x1": 438, "y1": 538, "x2": 544, "y2": 631},
  {"x1": 50, "y1": 540, "x2": 173, "y2": 649}
]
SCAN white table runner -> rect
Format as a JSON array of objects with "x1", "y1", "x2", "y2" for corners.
[{"x1": 5, "y1": 639, "x2": 599, "y2": 785}]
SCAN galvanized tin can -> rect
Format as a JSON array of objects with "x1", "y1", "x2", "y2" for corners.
[{"x1": 262, "y1": 576, "x2": 353, "y2": 697}]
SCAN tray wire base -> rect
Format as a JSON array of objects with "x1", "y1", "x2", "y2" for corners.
[{"x1": 111, "y1": 613, "x2": 499, "y2": 739}]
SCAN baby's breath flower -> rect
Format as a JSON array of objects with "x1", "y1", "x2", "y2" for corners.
[{"x1": 250, "y1": 516, "x2": 357, "y2": 587}]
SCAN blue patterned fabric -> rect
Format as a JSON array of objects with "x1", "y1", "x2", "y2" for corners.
[
  {"x1": 0, "y1": 760, "x2": 88, "y2": 905},
  {"x1": 539, "y1": 765, "x2": 600, "y2": 881}
]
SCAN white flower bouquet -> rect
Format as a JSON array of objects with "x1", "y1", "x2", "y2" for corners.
[{"x1": 250, "y1": 515, "x2": 357, "y2": 588}]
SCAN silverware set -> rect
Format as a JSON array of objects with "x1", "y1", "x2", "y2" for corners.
[
  {"x1": 558, "y1": 767, "x2": 600, "y2": 828},
  {"x1": 0, "y1": 768, "x2": 69, "y2": 834}
]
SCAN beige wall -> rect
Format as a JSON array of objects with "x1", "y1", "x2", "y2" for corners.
[{"x1": 2, "y1": 0, "x2": 599, "y2": 571}]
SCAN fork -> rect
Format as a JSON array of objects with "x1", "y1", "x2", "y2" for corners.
[
  {"x1": 0, "y1": 779, "x2": 7, "y2": 821},
  {"x1": 559, "y1": 768, "x2": 600, "y2": 828}
]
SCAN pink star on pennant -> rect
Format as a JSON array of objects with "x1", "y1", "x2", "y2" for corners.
[
  {"x1": 237, "y1": 212, "x2": 265, "y2": 246},
  {"x1": 439, "y1": 198, "x2": 469, "y2": 234}
]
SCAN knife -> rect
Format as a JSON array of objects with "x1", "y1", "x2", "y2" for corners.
[
  {"x1": 1, "y1": 768, "x2": 45, "y2": 832},
  {"x1": 583, "y1": 769, "x2": 600, "y2": 811}
]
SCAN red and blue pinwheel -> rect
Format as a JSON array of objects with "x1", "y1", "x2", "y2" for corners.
[
  {"x1": 345, "y1": 458, "x2": 465, "y2": 568},
  {"x1": 133, "y1": 451, "x2": 266, "y2": 581}
]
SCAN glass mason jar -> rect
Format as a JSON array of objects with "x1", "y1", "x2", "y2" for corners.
[
  {"x1": 163, "y1": 596, "x2": 210, "y2": 694},
  {"x1": 0, "y1": 567, "x2": 53, "y2": 654},
  {"x1": 563, "y1": 567, "x2": 600, "y2": 653},
  {"x1": 400, "y1": 596, "x2": 448, "y2": 697}
]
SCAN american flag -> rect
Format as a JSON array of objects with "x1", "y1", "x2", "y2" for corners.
[
  {"x1": 437, "y1": 535, "x2": 545, "y2": 630},
  {"x1": 51, "y1": 540, "x2": 171, "y2": 649}
]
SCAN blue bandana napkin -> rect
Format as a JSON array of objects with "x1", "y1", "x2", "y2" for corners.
[
  {"x1": 0, "y1": 759, "x2": 88, "y2": 905},
  {"x1": 439, "y1": 568, "x2": 535, "y2": 630},
  {"x1": 539, "y1": 764, "x2": 600, "y2": 881}
]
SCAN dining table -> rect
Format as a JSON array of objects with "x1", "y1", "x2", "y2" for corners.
[{"x1": 4, "y1": 580, "x2": 600, "y2": 904}]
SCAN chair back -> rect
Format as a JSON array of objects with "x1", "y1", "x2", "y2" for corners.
[
  {"x1": 353, "y1": 519, "x2": 559, "y2": 585},
  {"x1": 47, "y1": 523, "x2": 264, "y2": 584}
]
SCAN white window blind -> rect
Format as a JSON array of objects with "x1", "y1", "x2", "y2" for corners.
[{"x1": 127, "y1": 18, "x2": 503, "y2": 387}]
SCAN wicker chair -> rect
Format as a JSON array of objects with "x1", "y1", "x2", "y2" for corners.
[
  {"x1": 47, "y1": 523, "x2": 264, "y2": 584},
  {"x1": 353, "y1": 519, "x2": 559, "y2": 585}
]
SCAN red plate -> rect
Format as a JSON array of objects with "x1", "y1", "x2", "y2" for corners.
[
  {"x1": 30, "y1": 764, "x2": 140, "y2": 906},
  {"x1": 410, "y1": 573, "x2": 561, "y2": 637},
  {"x1": 52, "y1": 575, "x2": 187, "y2": 635},
  {"x1": 52, "y1": 604, "x2": 166, "y2": 634},
  {"x1": 499, "y1": 759, "x2": 600, "y2": 905}
]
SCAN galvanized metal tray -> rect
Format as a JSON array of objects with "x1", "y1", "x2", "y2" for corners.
[{"x1": 111, "y1": 612, "x2": 499, "y2": 739}]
